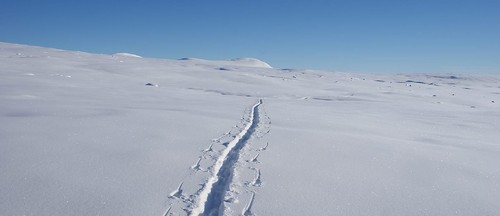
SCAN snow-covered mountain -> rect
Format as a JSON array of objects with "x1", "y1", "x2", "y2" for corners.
[{"x1": 1, "y1": 42, "x2": 499, "y2": 215}]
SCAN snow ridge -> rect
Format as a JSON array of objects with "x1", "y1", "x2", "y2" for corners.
[{"x1": 191, "y1": 99, "x2": 263, "y2": 216}]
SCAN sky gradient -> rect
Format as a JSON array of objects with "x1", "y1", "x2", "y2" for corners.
[{"x1": 1, "y1": 0, "x2": 499, "y2": 74}]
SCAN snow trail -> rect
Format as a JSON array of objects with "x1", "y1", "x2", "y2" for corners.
[{"x1": 191, "y1": 99, "x2": 263, "y2": 216}]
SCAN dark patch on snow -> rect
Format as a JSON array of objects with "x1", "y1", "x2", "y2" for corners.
[
  {"x1": 311, "y1": 96, "x2": 369, "y2": 102},
  {"x1": 200, "y1": 89, "x2": 253, "y2": 98},
  {"x1": 398, "y1": 80, "x2": 439, "y2": 86},
  {"x1": 4, "y1": 111, "x2": 40, "y2": 118},
  {"x1": 427, "y1": 75, "x2": 462, "y2": 80}
]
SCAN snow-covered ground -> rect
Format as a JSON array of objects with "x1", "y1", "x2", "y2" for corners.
[{"x1": 1, "y1": 42, "x2": 499, "y2": 215}]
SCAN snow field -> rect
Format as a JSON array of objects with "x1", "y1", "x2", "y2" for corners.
[{"x1": 1, "y1": 42, "x2": 499, "y2": 215}]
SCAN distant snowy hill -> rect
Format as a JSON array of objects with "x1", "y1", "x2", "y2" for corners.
[
  {"x1": 111, "y1": 52, "x2": 143, "y2": 58},
  {"x1": 229, "y1": 57, "x2": 273, "y2": 68},
  {"x1": 1, "y1": 42, "x2": 499, "y2": 216},
  {"x1": 179, "y1": 57, "x2": 273, "y2": 69}
]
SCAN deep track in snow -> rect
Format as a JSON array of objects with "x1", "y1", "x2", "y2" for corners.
[{"x1": 191, "y1": 99, "x2": 263, "y2": 216}]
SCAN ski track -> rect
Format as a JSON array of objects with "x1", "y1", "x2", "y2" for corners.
[{"x1": 190, "y1": 99, "x2": 263, "y2": 216}]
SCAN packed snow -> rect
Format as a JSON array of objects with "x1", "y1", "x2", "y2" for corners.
[{"x1": 1, "y1": 42, "x2": 499, "y2": 216}]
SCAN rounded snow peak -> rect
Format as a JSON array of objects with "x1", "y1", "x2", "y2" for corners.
[
  {"x1": 112, "y1": 53, "x2": 143, "y2": 58},
  {"x1": 230, "y1": 58, "x2": 272, "y2": 68}
]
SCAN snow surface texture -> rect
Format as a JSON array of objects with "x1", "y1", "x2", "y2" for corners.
[{"x1": 1, "y1": 42, "x2": 500, "y2": 216}]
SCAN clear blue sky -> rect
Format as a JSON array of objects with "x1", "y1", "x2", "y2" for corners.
[{"x1": 1, "y1": 0, "x2": 499, "y2": 74}]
